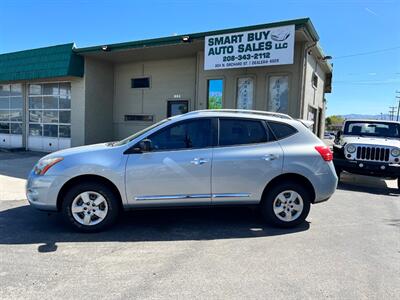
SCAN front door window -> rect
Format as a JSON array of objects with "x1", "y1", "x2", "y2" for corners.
[{"x1": 148, "y1": 118, "x2": 212, "y2": 151}]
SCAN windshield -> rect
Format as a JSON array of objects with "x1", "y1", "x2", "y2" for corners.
[
  {"x1": 344, "y1": 121, "x2": 400, "y2": 138},
  {"x1": 113, "y1": 118, "x2": 170, "y2": 146}
]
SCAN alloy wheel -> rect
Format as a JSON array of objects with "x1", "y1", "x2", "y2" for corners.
[
  {"x1": 71, "y1": 191, "x2": 109, "y2": 226},
  {"x1": 272, "y1": 190, "x2": 304, "y2": 222}
]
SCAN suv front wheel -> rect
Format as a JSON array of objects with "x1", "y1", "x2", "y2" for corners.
[
  {"x1": 62, "y1": 182, "x2": 120, "y2": 232},
  {"x1": 260, "y1": 181, "x2": 311, "y2": 228}
]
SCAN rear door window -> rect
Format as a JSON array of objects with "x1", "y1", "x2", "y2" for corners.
[
  {"x1": 219, "y1": 118, "x2": 271, "y2": 146},
  {"x1": 268, "y1": 122, "x2": 297, "y2": 139}
]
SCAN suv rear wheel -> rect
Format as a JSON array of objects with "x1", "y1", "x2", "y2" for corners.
[
  {"x1": 62, "y1": 182, "x2": 120, "y2": 232},
  {"x1": 260, "y1": 181, "x2": 311, "y2": 228}
]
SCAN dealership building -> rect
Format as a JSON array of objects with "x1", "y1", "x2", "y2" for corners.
[{"x1": 0, "y1": 18, "x2": 332, "y2": 151}]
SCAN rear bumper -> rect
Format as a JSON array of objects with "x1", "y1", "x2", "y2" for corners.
[
  {"x1": 312, "y1": 162, "x2": 338, "y2": 203},
  {"x1": 334, "y1": 158, "x2": 400, "y2": 177}
]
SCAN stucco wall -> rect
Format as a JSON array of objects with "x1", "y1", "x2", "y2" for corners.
[
  {"x1": 71, "y1": 77, "x2": 85, "y2": 147},
  {"x1": 113, "y1": 57, "x2": 197, "y2": 140},
  {"x1": 302, "y1": 53, "x2": 327, "y2": 136},
  {"x1": 84, "y1": 57, "x2": 114, "y2": 144},
  {"x1": 196, "y1": 42, "x2": 305, "y2": 118},
  {"x1": 79, "y1": 41, "x2": 330, "y2": 143}
]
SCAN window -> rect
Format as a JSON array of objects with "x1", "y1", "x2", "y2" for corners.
[
  {"x1": 207, "y1": 79, "x2": 223, "y2": 109},
  {"x1": 28, "y1": 82, "x2": 71, "y2": 138},
  {"x1": 131, "y1": 77, "x2": 150, "y2": 89},
  {"x1": 308, "y1": 106, "x2": 317, "y2": 133},
  {"x1": 219, "y1": 119, "x2": 270, "y2": 146},
  {"x1": 0, "y1": 84, "x2": 23, "y2": 135},
  {"x1": 344, "y1": 121, "x2": 400, "y2": 138},
  {"x1": 268, "y1": 122, "x2": 297, "y2": 140},
  {"x1": 148, "y1": 118, "x2": 212, "y2": 151},
  {"x1": 312, "y1": 73, "x2": 318, "y2": 88},
  {"x1": 167, "y1": 100, "x2": 189, "y2": 117},
  {"x1": 237, "y1": 77, "x2": 254, "y2": 109},
  {"x1": 268, "y1": 76, "x2": 289, "y2": 113}
]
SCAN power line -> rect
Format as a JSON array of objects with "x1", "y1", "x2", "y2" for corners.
[
  {"x1": 389, "y1": 106, "x2": 397, "y2": 121},
  {"x1": 334, "y1": 46, "x2": 400, "y2": 59}
]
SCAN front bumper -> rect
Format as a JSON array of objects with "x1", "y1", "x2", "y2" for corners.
[
  {"x1": 334, "y1": 158, "x2": 400, "y2": 178},
  {"x1": 26, "y1": 171, "x2": 68, "y2": 211}
]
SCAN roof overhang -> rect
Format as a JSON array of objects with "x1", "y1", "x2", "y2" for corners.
[
  {"x1": 76, "y1": 18, "x2": 319, "y2": 55},
  {"x1": 0, "y1": 43, "x2": 84, "y2": 83},
  {"x1": 74, "y1": 18, "x2": 328, "y2": 64}
]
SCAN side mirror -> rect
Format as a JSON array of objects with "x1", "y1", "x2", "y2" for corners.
[
  {"x1": 139, "y1": 139, "x2": 153, "y2": 152},
  {"x1": 334, "y1": 130, "x2": 342, "y2": 144}
]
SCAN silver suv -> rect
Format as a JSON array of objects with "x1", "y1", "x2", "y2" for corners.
[{"x1": 27, "y1": 109, "x2": 337, "y2": 232}]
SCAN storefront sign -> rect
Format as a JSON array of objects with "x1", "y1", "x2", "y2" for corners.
[{"x1": 205, "y1": 25, "x2": 295, "y2": 70}]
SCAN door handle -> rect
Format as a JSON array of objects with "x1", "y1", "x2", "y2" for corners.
[
  {"x1": 263, "y1": 154, "x2": 278, "y2": 161},
  {"x1": 190, "y1": 158, "x2": 208, "y2": 165}
]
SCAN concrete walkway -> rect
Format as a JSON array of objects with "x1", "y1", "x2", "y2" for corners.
[{"x1": 0, "y1": 151, "x2": 44, "y2": 201}]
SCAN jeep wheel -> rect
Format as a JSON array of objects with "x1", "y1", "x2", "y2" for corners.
[
  {"x1": 260, "y1": 181, "x2": 311, "y2": 228},
  {"x1": 62, "y1": 182, "x2": 120, "y2": 232}
]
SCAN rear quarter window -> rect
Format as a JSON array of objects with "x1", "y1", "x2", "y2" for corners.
[
  {"x1": 268, "y1": 121, "x2": 298, "y2": 140},
  {"x1": 219, "y1": 118, "x2": 272, "y2": 146}
]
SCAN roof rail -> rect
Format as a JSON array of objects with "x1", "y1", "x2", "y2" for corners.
[{"x1": 186, "y1": 109, "x2": 293, "y2": 120}]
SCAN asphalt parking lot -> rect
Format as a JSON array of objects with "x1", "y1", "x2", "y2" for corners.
[{"x1": 0, "y1": 151, "x2": 399, "y2": 299}]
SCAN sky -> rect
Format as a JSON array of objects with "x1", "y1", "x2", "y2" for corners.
[{"x1": 0, "y1": 0, "x2": 399, "y2": 116}]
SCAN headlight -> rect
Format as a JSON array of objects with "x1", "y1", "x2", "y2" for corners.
[
  {"x1": 391, "y1": 148, "x2": 400, "y2": 157},
  {"x1": 33, "y1": 157, "x2": 63, "y2": 175},
  {"x1": 346, "y1": 144, "x2": 356, "y2": 153}
]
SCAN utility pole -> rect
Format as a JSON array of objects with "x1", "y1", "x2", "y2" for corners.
[
  {"x1": 389, "y1": 106, "x2": 396, "y2": 121},
  {"x1": 396, "y1": 91, "x2": 400, "y2": 121}
]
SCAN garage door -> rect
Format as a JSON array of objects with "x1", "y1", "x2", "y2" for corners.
[
  {"x1": 0, "y1": 84, "x2": 23, "y2": 149},
  {"x1": 28, "y1": 82, "x2": 71, "y2": 152}
]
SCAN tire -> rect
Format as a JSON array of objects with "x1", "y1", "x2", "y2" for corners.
[
  {"x1": 260, "y1": 181, "x2": 311, "y2": 228},
  {"x1": 61, "y1": 181, "x2": 120, "y2": 232}
]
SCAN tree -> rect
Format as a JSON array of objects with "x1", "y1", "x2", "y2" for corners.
[{"x1": 325, "y1": 115, "x2": 344, "y2": 130}]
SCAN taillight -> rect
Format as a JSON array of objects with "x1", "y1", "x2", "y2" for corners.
[{"x1": 315, "y1": 146, "x2": 333, "y2": 161}]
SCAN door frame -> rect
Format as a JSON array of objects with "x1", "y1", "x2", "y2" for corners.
[{"x1": 167, "y1": 100, "x2": 189, "y2": 118}]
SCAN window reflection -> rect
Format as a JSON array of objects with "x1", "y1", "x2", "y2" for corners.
[
  {"x1": 207, "y1": 79, "x2": 223, "y2": 109},
  {"x1": 28, "y1": 83, "x2": 71, "y2": 138},
  {"x1": 268, "y1": 76, "x2": 289, "y2": 113}
]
